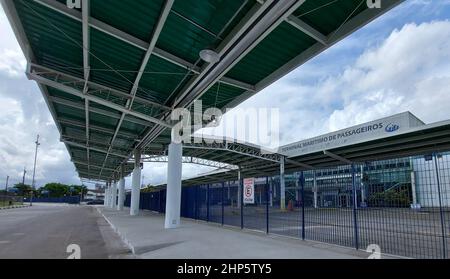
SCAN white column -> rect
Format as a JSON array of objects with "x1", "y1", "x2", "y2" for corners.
[
  {"x1": 111, "y1": 180, "x2": 117, "y2": 209},
  {"x1": 164, "y1": 142, "x2": 183, "y2": 229},
  {"x1": 117, "y1": 177, "x2": 125, "y2": 211},
  {"x1": 104, "y1": 183, "x2": 109, "y2": 207},
  {"x1": 109, "y1": 184, "x2": 114, "y2": 208},
  {"x1": 108, "y1": 181, "x2": 113, "y2": 208},
  {"x1": 280, "y1": 158, "x2": 286, "y2": 210},
  {"x1": 130, "y1": 149, "x2": 141, "y2": 216},
  {"x1": 411, "y1": 171, "x2": 417, "y2": 204},
  {"x1": 410, "y1": 171, "x2": 421, "y2": 209},
  {"x1": 108, "y1": 182, "x2": 113, "y2": 207},
  {"x1": 313, "y1": 171, "x2": 318, "y2": 208}
]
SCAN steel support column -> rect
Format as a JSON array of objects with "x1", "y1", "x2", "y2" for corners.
[
  {"x1": 433, "y1": 153, "x2": 447, "y2": 259},
  {"x1": 313, "y1": 170, "x2": 318, "y2": 209},
  {"x1": 269, "y1": 177, "x2": 273, "y2": 207},
  {"x1": 351, "y1": 164, "x2": 359, "y2": 250},
  {"x1": 239, "y1": 170, "x2": 243, "y2": 230},
  {"x1": 266, "y1": 176, "x2": 269, "y2": 234},
  {"x1": 280, "y1": 157, "x2": 286, "y2": 211},
  {"x1": 130, "y1": 149, "x2": 141, "y2": 216},
  {"x1": 206, "y1": 184, "x2": 210, "y2": 222},
  {"x1": 164, "y1": 141, "x2": 183, "y2": 229},
  {"x1": 300, "y1": 171, "x2": 305, "y2": 240},
  {"x1": 221, "y1": 182, "x2": 225, "y2": 226},
  {"x1": 237, "y1": 170, "x2": 242, "y2": 209}
]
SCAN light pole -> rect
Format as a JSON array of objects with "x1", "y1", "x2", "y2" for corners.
[
  {"x1": 31, "y1": 135, "x2": 40, "y2": 190},
  {"x1": 30, "y1": 135, "x2": 40, "y2": 206},
  {"x1": 22, "y1": 167, "x2": 26, "y2": 185}
]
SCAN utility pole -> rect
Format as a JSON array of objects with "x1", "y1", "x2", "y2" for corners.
[
  {"x1": 30, "y1": 135, "x2": 40, "y2": 207},
  {"x1": 31, "y1": 135, "x2": 40, "y2": 189},
  {"x1": 5, "y1": 175, "x2": 9, "y2": 193},
  {"x1": 22, "y1": 167, "x2": 26, "y2": 185}
]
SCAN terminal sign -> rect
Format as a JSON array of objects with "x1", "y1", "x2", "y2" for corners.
[
  {"x1": 243, "y1": 178, "x2": 255, "y2": 204},
  {"x1": 279, "y1": 112, "x2": 424, "y2": 158}
]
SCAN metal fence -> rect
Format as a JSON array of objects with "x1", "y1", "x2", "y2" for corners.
[
  {"x1": 124, "y1": 152, "x2": 450, "y2": 259},
  {"x1": 0, "y1": 194, "x2": 23, "y2": 207}
]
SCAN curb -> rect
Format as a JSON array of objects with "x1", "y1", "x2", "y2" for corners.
[
  {"x1": 96, "y1": 207, "x2": 137, "y2": 255},
  {"x1": 0, "y1": 205, "x2": 30, "y2": 210}
]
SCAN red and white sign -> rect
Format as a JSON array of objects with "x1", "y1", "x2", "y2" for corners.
[{"x1": 243, "y1": 178, "x2": 255, "y2": 204}]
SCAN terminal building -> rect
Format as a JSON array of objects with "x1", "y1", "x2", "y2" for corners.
[
  {"x1": 165, "y1": 111, "x2": 450, "y2": 210},
  {"x1": 274, "y1": 112, "x2": 449, "y2": 209}
]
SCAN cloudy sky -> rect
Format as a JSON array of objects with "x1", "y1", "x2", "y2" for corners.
[{"x1": 1, "y1": 0, "x2": 450, "y2": 189}]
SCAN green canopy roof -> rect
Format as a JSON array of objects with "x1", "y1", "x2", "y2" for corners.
[{"x1": 2, "y1": 0, "x2": 403, "y2": 181}]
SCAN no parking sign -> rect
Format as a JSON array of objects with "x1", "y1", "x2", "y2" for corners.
[{"x1": 243, "y1": 178, "x2": 255, "y2": 204}]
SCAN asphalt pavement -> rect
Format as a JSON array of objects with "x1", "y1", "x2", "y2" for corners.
[{"x1": 0, "y1": 203, "x2": 132, "y2": 259}]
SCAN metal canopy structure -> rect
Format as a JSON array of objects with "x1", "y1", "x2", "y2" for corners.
[
  {"x1": 2, "y1": 0, "x2": 403, "y2": 182},
  {"x1": 158, "y1": 119, "x2": 450, "y2": 186},
  {"x1": 142, "y1": 136, "x2": 284, "y2": 179}
]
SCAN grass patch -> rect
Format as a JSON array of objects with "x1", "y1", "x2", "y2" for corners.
[{"x1": 0, "y1": 201, "x2": 23, "y2": 208}]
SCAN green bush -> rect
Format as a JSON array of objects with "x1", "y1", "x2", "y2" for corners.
[{"x1": 368, "y1": 189, "x2": 410, "y2": 207}]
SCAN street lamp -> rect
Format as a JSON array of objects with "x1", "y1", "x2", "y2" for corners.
[
  {"x1": 30, "y1": 135, "x2": 41, "y2": 206},
  {"x1": 31, "y1": 135, "x2": 40, "y2": 189}
]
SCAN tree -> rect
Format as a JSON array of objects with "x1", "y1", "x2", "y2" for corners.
[
  {"x1": 141, "y1": 185, "x2": 158, "y2": 193},
  {"x1": 13, "y1": 183, "x2": 33, "y2": 196},
  {"x1": 70, "y1": 185, "x2": 88, "y2": 199},
  {"x1": 40, "y1": 183, "x2": 69, "y2": 198}
]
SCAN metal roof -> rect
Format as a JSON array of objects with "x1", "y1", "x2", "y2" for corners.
[{"x1": 2, "y1": 0, "x2": 403, "y2": 181}]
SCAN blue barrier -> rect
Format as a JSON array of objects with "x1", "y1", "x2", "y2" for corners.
[{"x1": 24, "y1": 196, "x2": 81, "y2": 204}]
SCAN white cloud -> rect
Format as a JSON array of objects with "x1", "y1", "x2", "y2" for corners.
[
  {"x1": 0, "y1": 49, "x2": 26, "y2": 77},
  {"x1": 0, "y1": 6, "x2": 80, "y2": 188},
  {"x1": 325, "y1": 21, "x2": 450, "y2": 128},
  {"x1": 200, "y1": 20, "x2": 450, "y2": 150}
]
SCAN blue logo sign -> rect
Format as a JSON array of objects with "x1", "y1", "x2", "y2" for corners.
[{"x1": 385, "y1": 123, "x2": 400, "y2": 133}]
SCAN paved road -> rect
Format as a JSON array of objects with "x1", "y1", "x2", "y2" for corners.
[{"x1": 0, "y1": 204, "x2": 132, "y2": 259}]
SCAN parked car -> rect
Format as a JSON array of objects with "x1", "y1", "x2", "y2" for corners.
[{"x1": 86, "y1": 199, "x2": 104, "y2": 205}]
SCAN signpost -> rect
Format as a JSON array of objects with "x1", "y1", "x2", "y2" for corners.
[{"x1": 243, "y1": 178, "x2": 255, "y2": 204}]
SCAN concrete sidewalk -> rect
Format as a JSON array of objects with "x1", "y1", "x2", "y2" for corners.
[{"x1": 98, "y1": 207, "x2": 371, "y2": 259}]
